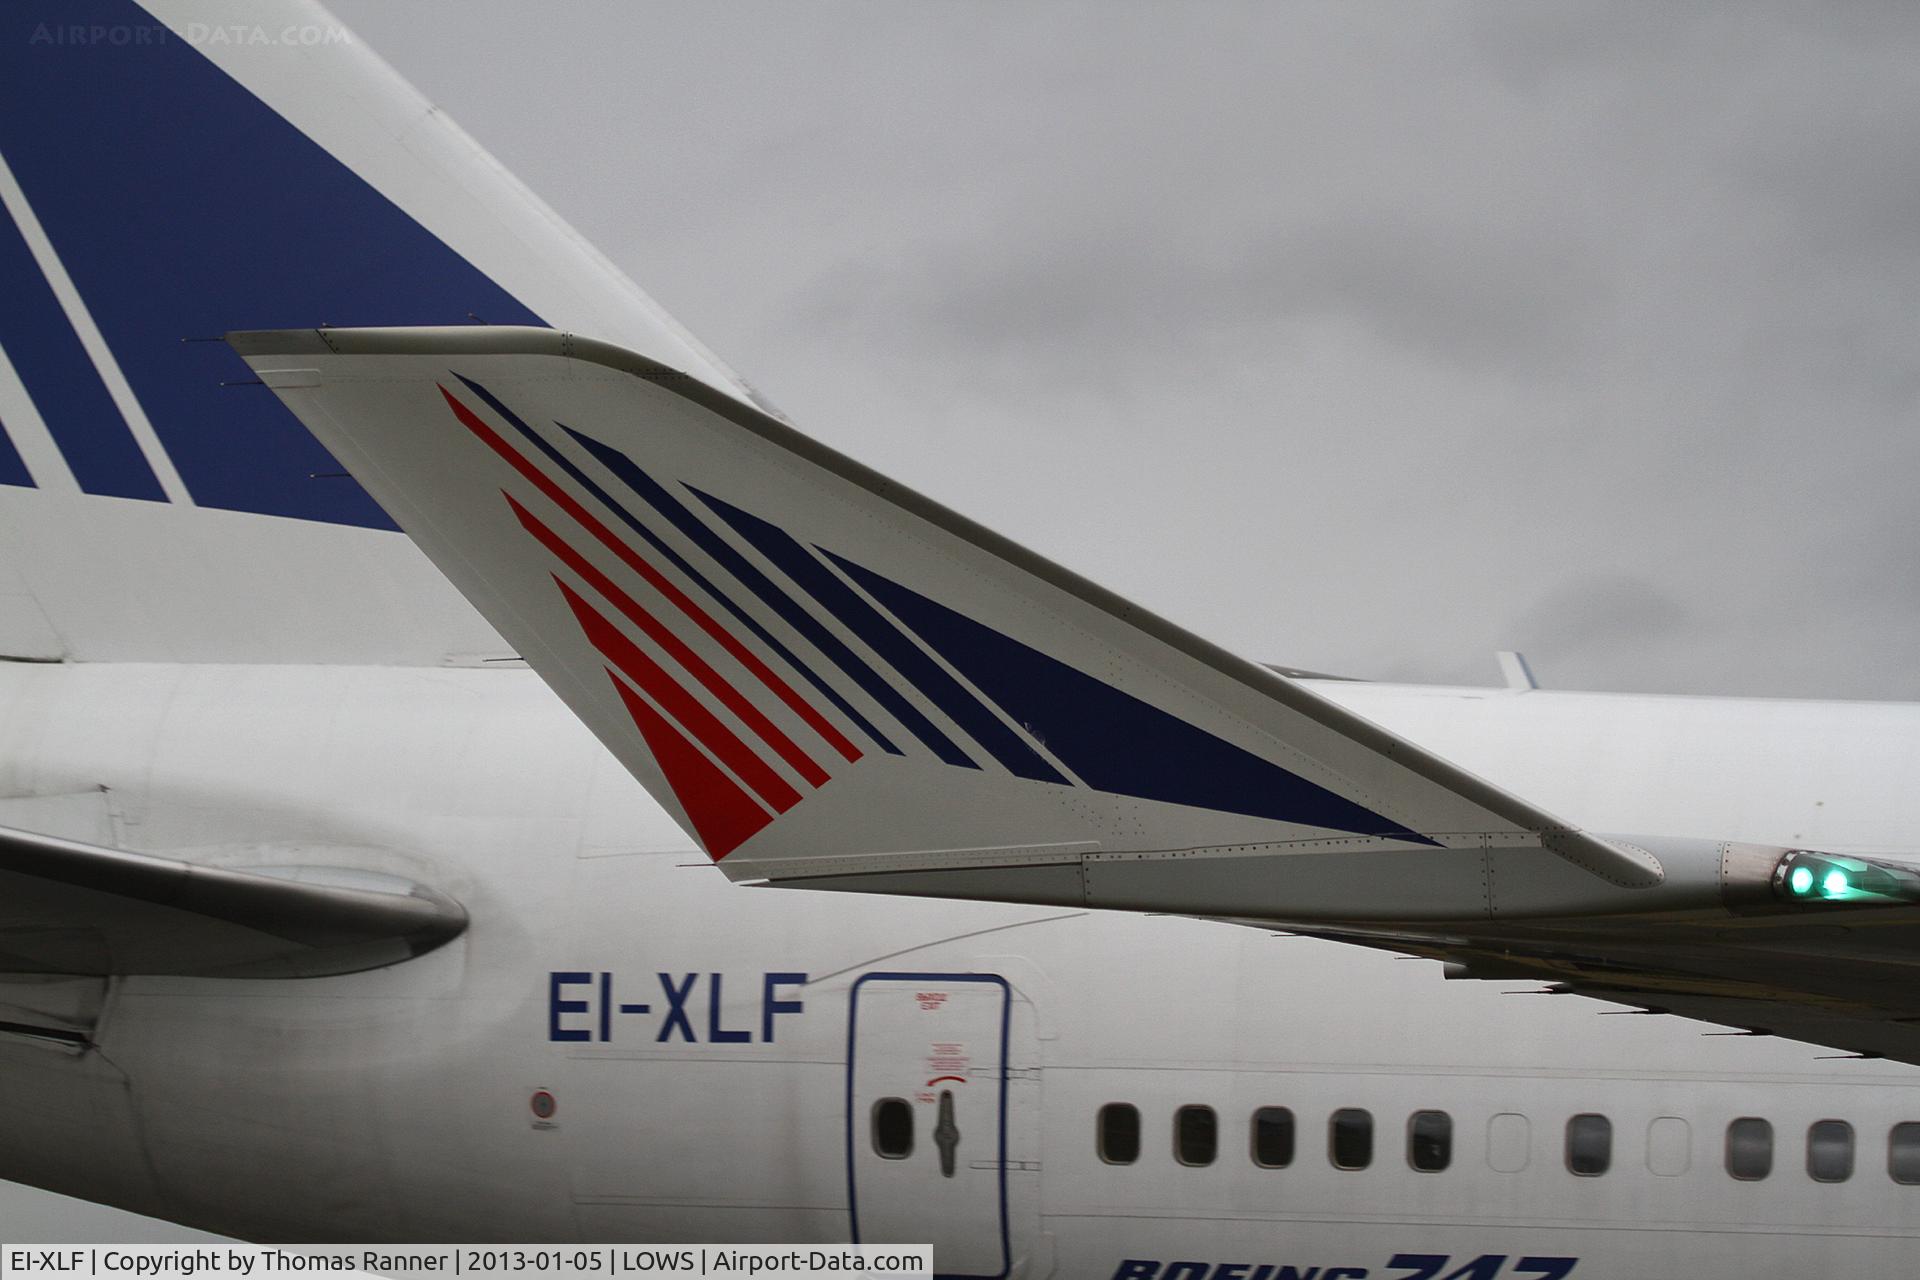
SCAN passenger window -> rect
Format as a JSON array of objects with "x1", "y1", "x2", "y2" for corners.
[
  {"x1": 1808, "y1": 1120, "x2": 1854, "y2": 1183},
  {"x1": 872, "y1": 1097, "x2": 913, "y2": 1159},
  {"x1": 1566, "y1": 1114, "x2": 1611, "y2": 1176},
  {"x1": 1175, "y1": 1105, "x2": 1218, "y2": 1167},
  {"x1": 1330, "y1": 1108, "x2": 1374, "y2": 1170},
  {"x1": 1252, "y1": 1107, "x2": 1295, "y2": 1168},
  {"x1": 1099, "y1": 1103, "x2": 1141, "y2": 1166},
  {"x1": 1891, "y1": 1123, "x2": 1920, "y2": 1185},
  {"x1": 1726, "y1": 1117, "x2": 1773, "y2": 1181},
  {"x1": 1408, "y1": 1110, "x2": 1452, "y2": 1172}
]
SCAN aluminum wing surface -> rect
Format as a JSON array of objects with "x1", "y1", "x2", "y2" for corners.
[
  {"x1": 0, "y1": 824, "x2": 466, "y2": 978},
  {"x1": 231, "y1": 326, "x2": 1664, "y2": 908},
  {"x1": 233, "y1": 326, "x2": 1920, "y2": 1063},
  {"x1": 1291, "y1": 874, "x2": 1920, "y2": 1064}
]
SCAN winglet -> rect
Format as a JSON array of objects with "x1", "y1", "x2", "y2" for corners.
[
  {"x1": 233, "y1": 325, "x2": 1667, "y2": 911},
  {"x1": 1497, "y1": 650, "x2": 1539, "y2": 691}
]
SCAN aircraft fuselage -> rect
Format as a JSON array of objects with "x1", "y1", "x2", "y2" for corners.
[{"x1": 1, "y1": 663, "x2": 1915, "y2": 1277}]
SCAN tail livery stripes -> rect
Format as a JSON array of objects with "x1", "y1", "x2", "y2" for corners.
[
  {"x1": 0, "y1": 189, "x2": 165, "y2": 499},
  {"x1": 447, "y1": 378, "x2": 878, "y2": 762},
  {"x1": 505, "y1": 494, "x2": 830, "y2": 789},
  {"x1": 435, "y1": 376, "x2": 1424, "y2": 860},
  {"x1": 0, "y1": 0, "x2": 547, "y2": 525}
]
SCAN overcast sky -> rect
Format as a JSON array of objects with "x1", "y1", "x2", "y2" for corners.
[
  {"x1": 319, "y1": 0, "x2": 1920, "y2": 704},
  {"x1": 12, "y1": 0, "x2": 1920, "y2": 1242}
]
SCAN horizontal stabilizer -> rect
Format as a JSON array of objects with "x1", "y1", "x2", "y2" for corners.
[
  {"x1": 232, "y1": 326, "x2": 1667, "y2": 924},
  {"x1": 0, "y1": 825, "x2": 466, "y2": 978},
  {"x1": 1330, "y1": 843, "x2": 1920, "y2": 1067}
]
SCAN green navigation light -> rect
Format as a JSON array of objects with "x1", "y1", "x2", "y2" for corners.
[{"x1": 1774, "y1": 849, "x2": 1920, "y2": 906}]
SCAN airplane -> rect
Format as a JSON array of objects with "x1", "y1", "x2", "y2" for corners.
[{"x1": 3, "y1": 2, "x2": 1920, "y2": 1276}]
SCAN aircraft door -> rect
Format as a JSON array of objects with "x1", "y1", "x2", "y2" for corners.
[{"x1": 847, "y1": 972, "x2": 1018, "y2": 1279}]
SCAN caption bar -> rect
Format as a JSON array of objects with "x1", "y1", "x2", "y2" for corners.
[{"x1": 2, "y1": 1248, "x2": 931, "y2": 1280}]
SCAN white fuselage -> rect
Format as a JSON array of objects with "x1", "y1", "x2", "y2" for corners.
[{"x1": 1, "y1": 662, "x2": 1916, "y2": 1278}]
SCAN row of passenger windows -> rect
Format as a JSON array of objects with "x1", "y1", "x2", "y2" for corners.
[{"x1": 1094, "y1": 1104, "x2": 1920, "y2": 1184}]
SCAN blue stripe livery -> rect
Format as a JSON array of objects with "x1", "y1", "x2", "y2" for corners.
[
  {"x1": 495, "y1": 389, "x2": 1424, "y2": 839},
  {"x1": 559, "y1": 423, "x2": 907, "y2": 757},
  {"x1": 0, "y1": 410, "x2": 31, "y2": 490},
  {"x1": 829, "y1": 551, "x2": 1431, "y2": 842},
  {"x1": 0, "y1": 206, "x2": 163, "y2": 499},
  {"x1": 690, "y1": 487, "x2": 1047, "y2": 776},
  {"x1": 0, "y1": 0, "x2": 543, "y2": 527},
  {"x1": 458, "y1": 379, "x2": 898, "y2": 755}
]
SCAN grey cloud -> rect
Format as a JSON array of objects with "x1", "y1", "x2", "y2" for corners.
[
  {"x1": 1256, "y1": 212, "x2": 1610, "y2": 372},
  {"x1": 314, "y1": 0, "x2": 1920, "y2": 708},
  {"x1": 1506, "y1": 573, "x2": 1698, "y2": 666}
]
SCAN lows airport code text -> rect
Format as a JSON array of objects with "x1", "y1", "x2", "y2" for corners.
[{"x1": 0, "y1": 1248, "x2": 931, "y2": 1279}]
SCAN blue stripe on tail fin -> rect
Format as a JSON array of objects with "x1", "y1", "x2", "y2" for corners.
[
  {"x1": 0, "y1": 205, "x2": 161, "y2": 500},
  {"x1": 0, "y1": 0, "x2": 542, "y2": 526},
  {"x1": 561, "y1": 425, "x2": 908, "y2": 757},
  {"x1": 0, "y1": 411, "x2": 32, "y2": 489},
  {"x1": 692, "y1": 487, "x2": 1069, "y2": 784},
  {"x1": 828, "y1": 549, "x2": 1433, "y2": 842}
]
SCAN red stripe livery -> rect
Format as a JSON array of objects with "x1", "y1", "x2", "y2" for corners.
[
  {"x1": 507, "y1": 493, "x2": 829, "y2": 788},
  {"x1": 439, "y1": 384, "x2": 861, "y2": 763}
]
